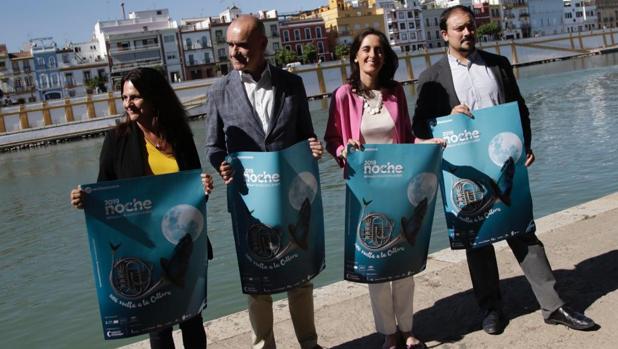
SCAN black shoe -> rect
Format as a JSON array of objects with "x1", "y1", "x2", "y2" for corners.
[
  {"x1": 545, "y1": 306, "x2": 598, "y2": 331},
  {"x1": 482, "y1": 309, "x2": 505, "y2": 335}
]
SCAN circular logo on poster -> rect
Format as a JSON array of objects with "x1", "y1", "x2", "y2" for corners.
[
  {"x1": 247, "y1": 222, "x2": 282, "y2": 262},
  {"x1": 357, "y1": 212, "x2": 394, "y2": 251},
  {"x1": 450, "y1": 179, "x2": 494, "y2": 217},
  {"x1": 110, "y1": 257, "x2": 153, "y2": 298}
]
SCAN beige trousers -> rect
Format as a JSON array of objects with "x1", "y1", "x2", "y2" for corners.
[
  {"x1": 368, "y1": 276, "x2": 415, "y2": 335},
  {"x1": 248, "y1": 282, "x2": 317, "y2": 349}
]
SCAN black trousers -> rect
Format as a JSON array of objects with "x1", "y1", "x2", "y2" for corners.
[
  {"x1": 149, "y1": 314, "x2": 206, "y2": 349},
  {"x1": 466, "y1": 232, "x2": 565, "y2": 319}
]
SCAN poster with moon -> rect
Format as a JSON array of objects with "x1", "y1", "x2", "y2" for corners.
[
  {"x1": 431, "y1": 102, "x2": 535, "y2": 249},
  {"x1": 227, "y1": 141, "x2": 325, "y2": 294},
  {"x1": 81, "y1": 169, "x2": 208, "y2": 339},
  {"x1": 344, "y1": 144, "x2": 443, "y2": 283}
]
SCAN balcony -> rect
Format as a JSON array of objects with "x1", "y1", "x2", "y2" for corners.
[{"x1": 109, "y1": 43, "x2": 160, "y2": 55}]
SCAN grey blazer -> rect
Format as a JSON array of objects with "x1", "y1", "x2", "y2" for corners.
[
  {"x1": 412, "y1": 50, "x2": 532, "y2": 150},
  {"x1": 205, "y1": 64, "x2": 316, "y2": 169}
]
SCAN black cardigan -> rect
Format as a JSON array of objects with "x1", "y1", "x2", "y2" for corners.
[
  {"x1": 97, "y1": 121, "x2": 201, "y2": 181},
  {"x1": 97, "y1": 121, "x2": 212, "y2": 258}
]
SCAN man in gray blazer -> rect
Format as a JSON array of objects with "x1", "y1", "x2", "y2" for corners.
[
  {"x1": 413, "y1": 5, "x2": 596, "y2": 335},
  {"x1": 205, "y1": 15, "x2": 323, "y2": 349}
]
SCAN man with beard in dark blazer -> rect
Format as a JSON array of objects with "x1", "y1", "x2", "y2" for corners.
[{"x1": 413, "y1": 5, "x2": 597, "y2": 335}]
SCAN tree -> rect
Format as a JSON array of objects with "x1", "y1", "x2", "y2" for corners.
[
  {"x1": 334, "y1": 44, "x2": 350, "y2": 60},
  {"x1": 85, "y1": 75, "x2": 108, "y2": 94},
  {"x1": 301, "y1": 44, "x2": 318, "y2": 64},
  {"x1": 476, "y1": 22, "x2": 502, "y2": 40},
  {"x1": 274, "y1": 48, "x2": 297, "y2": 67}
]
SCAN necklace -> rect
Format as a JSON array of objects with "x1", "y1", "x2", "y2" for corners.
[
  {"x1": 144, "y1": 132, "x2": 164, "y2": 150},
  {"x1": 361, "y1": 90, "x2": 383, "y2": 115}
]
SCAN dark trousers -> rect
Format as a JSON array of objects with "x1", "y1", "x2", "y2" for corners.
[
  {"x1": 149, "y1": 314, "x2": 206, "y2": 349},
  {"x1": 466, "y1": 232, "x2": 565, "y2": 319}
]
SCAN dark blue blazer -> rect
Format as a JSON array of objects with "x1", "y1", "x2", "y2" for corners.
[
  {"x1": 205, "y1": 64, "x2": 316, "y2": 169},
  {"x1": 412, "y1": 50, "x2": 532, "y2": 150}
]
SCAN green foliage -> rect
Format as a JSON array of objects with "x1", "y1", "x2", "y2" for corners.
[
  {"x1": 274, "y1": 48, "x2": 298, "y2": 67},
  {"x1": 334, "y1": 44, "x2": 350, "y2": 60},
  {"x1": 301, "y1": 44, "x2": 318, "y2": 64},
  {"x1": 85, "y1": 75, "x2": 108, "y2": 93},
  {"x1": 476, "y1": 22, "x2": 502, "y2": 38}
]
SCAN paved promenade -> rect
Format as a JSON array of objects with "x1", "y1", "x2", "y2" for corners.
[{"x1": 123, "y1": 192, "x2": 618, "y2": 349}]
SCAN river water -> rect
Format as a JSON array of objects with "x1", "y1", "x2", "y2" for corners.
[{"x1": 1, "y1": 52, "x2": 618, "y2": 348}]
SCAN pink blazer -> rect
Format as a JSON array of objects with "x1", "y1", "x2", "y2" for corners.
[{"x1": 324, "y1": 83, "x2": 415, "y2": 167}]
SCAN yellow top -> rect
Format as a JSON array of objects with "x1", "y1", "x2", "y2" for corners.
[{"x1": 145, "y1": 139, "x2": 179, "y2": 174}]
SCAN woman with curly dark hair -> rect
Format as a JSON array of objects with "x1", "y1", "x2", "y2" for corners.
[{"x1": 70, "y1": 67, "x2": 212, "y2": 348}]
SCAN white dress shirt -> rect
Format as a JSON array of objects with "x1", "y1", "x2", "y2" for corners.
[
  {"x1": 448, "y1": 51, "x2": 501, "y2": 111},
  {"x1": 240, "y1": 65, "x2": 274, "y2": 133}
]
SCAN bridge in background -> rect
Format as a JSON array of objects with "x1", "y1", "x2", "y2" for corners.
[{"x1": 1, "y1": 29, "x2": 617, "y2": 151}]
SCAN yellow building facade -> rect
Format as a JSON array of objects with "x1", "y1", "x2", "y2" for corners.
[{"x1": 320, "y1": 0, "x2": 386, "y2": 46}]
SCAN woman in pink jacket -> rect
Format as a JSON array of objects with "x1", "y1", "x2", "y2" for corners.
[{"x1": 325, "y1": 28, "x2": 443, "y2": 349}]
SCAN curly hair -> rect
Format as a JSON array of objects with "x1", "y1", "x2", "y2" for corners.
[{"x1": 347, "y1": 28, "x2": 399, "y2": 97}]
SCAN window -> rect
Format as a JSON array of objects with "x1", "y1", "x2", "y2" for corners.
[
  {"x1": 201, "y1": 36, "x2": 209, "y2": 48},
  {"x1": 215, "y1": 30, "x2": 224, "y2": 43},
  {"x1": 400, "y1": 23, "x2": 406, "y2": 30},
  {"x1": 270, "y1": 24, "x2": 278, "y2": 37},
  {"x1": 51, "y1": 73, "x2": 59, "y2": 87},
  {"x1": 316, "y1": 27, "x2": 322, "y2": 38},
  {"x1": 40, "y1": 74, "x2": 49, "y2": 88},
  {"x1": 426, "y1": 18, "x2": 430, "y2": 27},
  {"x1": 167, "y1": 54, "x2": 176, "y2": 60},
  {"x1": 98, "y1": 69, "x2": 106, "y2": 79},
  {"x1": 204, "y1": 52, "x2": 211, "y2": 63},
  {"x1": 283, "y1": 30, "x2": 290, "y2": 42},
  {"x1": 408, "y1": 11, "x2": 413, "y2": 18},
  {"x1": 401, "y1": 33, "x2": 408, "y2": 40},
  {"x1": 427, "y1": 31, "x2": 431, "y2": 40},
  {"x1": 294, "y1": 29, "x2": 301, "y2": 41},
  {"x1": 65, "y1": 72, "x2": 74, "y2": 86},
  {"x1": 36, "y1": 57, "x2": 45, "y2": 68},
  {"x1": 164, "y1": 35, "x2": 175, "y2": 43},
  {"x1": 317, "y1": 41, "x2": 324, "y2": 53},
  {"x1": 14, "y1": 78, "x2": 22, "y2": 89},
  {"x1": 434, "y1": 18, "x2": 438, "y2": 26},
  {"x1": 62, "y1": 54, "x2": 71, "y2": 64},
  {"x1": 189, "y1": 54, "x2": 195, "y2": 65},
  {"x1": 116, "y1": 41, "x2": 130, "y2": 50},
  {"x1": 83, "y1": 70, "x2": 91, "y2": 83},
  {"x1": 295, "y1": 44, "x2": 302, "y2": 56},
  {"x1": 186, "y1": 38, "x2": 193, "y2": 49},
  {"x1": 409, "y1": 22, "x2": 415, "y2": 29},
  {"x1": 398, "y1": 12, "x2": 405, "y2": 20},
  {"x1": 24, "y1": 76, "x2": 33, "y2": 87},
  {"x1": 273, "y1": 42, "x2": 280, "y2": 51},
  {"x1": 217, "y1": 48, "x2": 226, "y2": 59},
  {"x1": 305, "y1": 28, "x2": 312, "y2": 39}
]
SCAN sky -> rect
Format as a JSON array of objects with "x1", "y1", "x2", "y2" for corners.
[{"x1": 0, "y1": 0, "x2": 322, "y2": 52}]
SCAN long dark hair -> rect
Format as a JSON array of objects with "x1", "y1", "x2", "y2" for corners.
[
  {"x1": 117, "y1": 67, "x2": 192, "y2": 144},
  {"x1": 348, "y1": 28, "x2": 398, "y2": 96}
]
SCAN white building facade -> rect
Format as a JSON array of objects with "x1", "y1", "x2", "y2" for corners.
[
  {"x1": 563, "y1": 0, "x2": 597, "y2": 32},
  {"x1": 380, "y1": 0, "x2": 427, "y2": 52},
  {"x1": 94, "y1": 9, "x2": 183, "y2": 86},
  {"x1": 528, "y1": 0, "x2": 564, "y2": 36}
]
